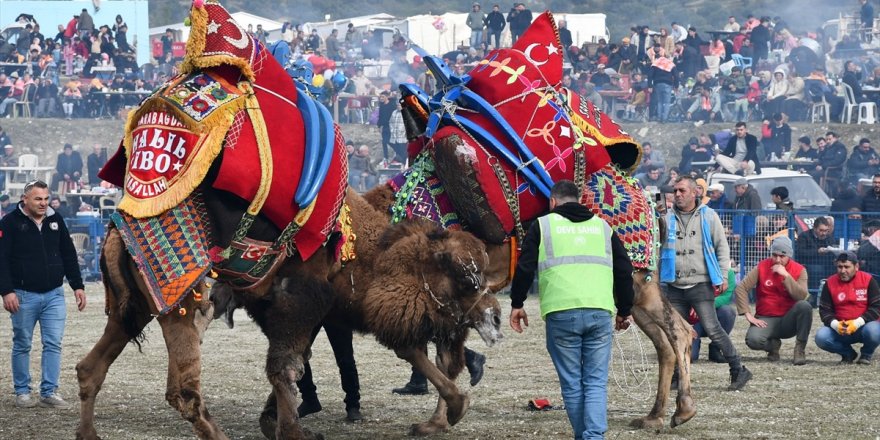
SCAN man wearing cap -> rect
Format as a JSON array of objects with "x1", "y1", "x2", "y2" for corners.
[
  {"x1": 716, "y1": 122, "x2": 762, "y2": 175},
  {"x1": 706, "y1": 183, "x2": 731, "y2": 210},
  {"x1": 661, "y1": 175, "x2": 753, "y2": 391},
  {"x1": 732, "y1": 178, "x2": 761, "y2": 210},
  {"x1": 618, "y1": 37, "x2": 635, "y2": 74},
  {"x1": 815, "y1": 251, "x2": 880, "y2": 364},
  {"x1": 735, "y1": 236, "x2": 812, "y2": 365}
]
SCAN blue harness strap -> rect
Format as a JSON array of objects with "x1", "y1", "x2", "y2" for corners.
[
  {"x1": 294, "y1": 86, "x2": 321, "y2": 206},
  {"x1": 297, "y1": 96, "x2": 335, "y2": 207}
]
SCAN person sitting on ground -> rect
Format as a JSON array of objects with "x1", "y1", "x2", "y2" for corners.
[
  {"x1": 715, "y1": 122, "x2": 761, "y2": 175},
  {"x1": 815, "y1": 251, "x2": 880, "y2": 364},
  {"x1": 771, "y1": 186, "x2": 793, "y2": 211},
  {"x1": 733, "y1": 178, "x2": 761, "y2": 210},
  {"x1": 735, "y1": 236, "x2": 812, "y2": 365},
  {"x1": 691, "y1": 264, "x2": 737, "y2": 363}
]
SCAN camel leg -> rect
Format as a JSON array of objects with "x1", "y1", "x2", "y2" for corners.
[
  {"x1": 158, "y1": 295, "x2": 228, "y2": 440},
  {"x1": 76, "y1": 311, "x2": 152, "y2": 440},
  {"x1": 628, "y1": 272, "x2": 696, "y2": 429},
  {"x1": 397, "y1": 341, "x2": 468, "y2": 437}
]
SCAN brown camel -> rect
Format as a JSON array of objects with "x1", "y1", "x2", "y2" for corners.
[{"x1": 78, "y1": 185, "x2": 501, "y2": 440}]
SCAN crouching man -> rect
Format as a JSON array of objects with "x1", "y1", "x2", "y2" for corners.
[
  {"x1": 734, "y1": 236, "x2": 812, "y2": 365},
  {"x1": 815, "y1": 251, "x2": 880, "y2": 364}
]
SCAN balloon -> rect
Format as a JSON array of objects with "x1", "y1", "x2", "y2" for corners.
[{"x1": 312, "y1": 74, "x2": 325, "y2": 87}]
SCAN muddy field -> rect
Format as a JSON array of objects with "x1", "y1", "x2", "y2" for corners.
[{"x1": 0, "y1": 284, "x2": 878, "y2": 440}]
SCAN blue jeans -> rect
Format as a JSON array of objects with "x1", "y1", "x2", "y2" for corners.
[
  {"x1": 814, "y1": 320, "x2": 880, "y2": 360},
  {"x1": 470, "y1": 30, "x2": 483, "y2": 48},
  {"x1": 652, "y1": 83, "x2": 673, "y2": 122},
  {"x1": 545, "y1": 308, "x2": 612, "y2": 440},
  {"x1": 692, "y1": 304, "x2": 736, "y2": 360},
  {"x1": 10, "y1": 287, "x2": 67, "y2": 397}
]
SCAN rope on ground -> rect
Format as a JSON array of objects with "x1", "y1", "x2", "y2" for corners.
[{"x1": 609, "y1": 324, "x2": 651, "y2": 401}]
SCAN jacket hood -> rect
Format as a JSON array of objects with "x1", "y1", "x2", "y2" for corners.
[{"x1": 550, "y1": 202, "x2": 595, "y2": 222}]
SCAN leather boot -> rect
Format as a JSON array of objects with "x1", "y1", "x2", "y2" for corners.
[
  {"x1": 793, "y1": 340, "x2": 807, "y2": 366},
  {"x1": 708, "y1": 342, "x2": 725, "y2": 363},
  {"x1": 766, "y1": 339, "x2": 781, "y2": 362},
  {"x1": 465, "y1": 350, "x2": 486, "y2": 386}
]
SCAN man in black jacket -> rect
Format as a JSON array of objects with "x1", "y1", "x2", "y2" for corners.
[
  {"x1": 51, "y1": 143, "x2": 83, "y2": 192},
  {"x1": 716, "y1": 122, "x2": 762, "y2": 175},
  {"x1": 507, "y1": 3, "x2": 532, "y2": 43},
  {"x1": 484, "y1": 4, "x2": 506, "y2": 49},
  {"x1": 861, "y1": 174, "x2": 880, "y2": 215},
  {"x1": 795, "y1": 216, "x2": 835, "y2": 305},
  {"x1": 0, "y1": 180, "x2": 86, "y2": 409},
  {"x1": 809, "y1": 131, "x2": 848, "y2": 184}
]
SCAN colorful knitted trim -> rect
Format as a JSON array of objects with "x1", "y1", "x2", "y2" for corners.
[
  {"x1": 388, "y1": 150, "x2": 461, "y2": 230},
  {"x1": 111, "y1": 196, "x2": 211, "y2": 315}
]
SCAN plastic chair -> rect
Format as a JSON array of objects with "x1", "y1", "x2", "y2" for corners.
[
  {"x1": 17, "y1": 154, "x2": 38, "y2": 168},
  {"x1": 810, "y1": 96, "x2": 831, "y2": 123},
  {"x1": 99, "y1": 196, "x2": 117, "y2": 218},
  {"x1": 858, "y1": 101, "x2": 878, "y2": 124},
  {"x1": 841, "y1": 84, "x2": 858, "y2": 124},
  {"x1": 70, "y1": 233, "x2": 90, "y2": 255},
  {"x1": 731, "y1": 53, "x2": 752, "y2": 69},
  {"x1": 12, "y1": 84, "x2": 35, "y2": 118}
]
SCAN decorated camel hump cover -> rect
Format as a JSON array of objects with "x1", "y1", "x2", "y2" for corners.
[
  {"x1": 100, "y1": 0, "x2": 348, "y2": 313},
  {"x1": 399, "y1": 11, "x2": 655, "y2": 269}
]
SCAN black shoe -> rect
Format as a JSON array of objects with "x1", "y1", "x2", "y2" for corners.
[
  {"x1": 392, "y1": 383, "x2": 428, "y2": 395},
  {"x1": 840, "y1": 352, "x2": 858, "y2": 364},
  {"x1": 346, "y1": 407, "x2": 363, "y2": 422},
  {"x1": 727, "y1": 365, "x2": 753, "y2": 391},
  {"x1": 708, "y1": 343, "x2": 725, "y2": 363},
  {"x1": 466, "y1": 352, "x2": 486, "y2": 386},
  {"x1": 297, "y1": 399, "x2": 322, "y2": 418}
]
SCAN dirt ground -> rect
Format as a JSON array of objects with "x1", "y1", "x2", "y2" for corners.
[{"x1": 0, "y1": 284, "x2": 878, "y2": 440}]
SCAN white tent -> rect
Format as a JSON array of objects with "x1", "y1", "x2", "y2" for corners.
[
  {"x1": 149, "y1": 11, "x2": 283, "y2": 44},
  {"x1": 302, "y1": 13, "x2": 396, "y2": 38},
  {"x1": 558, "y1": 13, "x2": 609, "y2": 46}
]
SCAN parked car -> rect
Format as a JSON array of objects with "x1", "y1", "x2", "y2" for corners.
[{"x1": 708, "y1": 167, "x2": 832, "y2": 210}]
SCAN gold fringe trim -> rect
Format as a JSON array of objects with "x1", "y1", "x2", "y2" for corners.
[
  {"x1": 117, "y1": 96, "x2": 246, "y2": 218},
  {"x1": 179, "y1": 0, "x2": 256, "y2": 83},
  {"x1": 568, "y1": 103, "x2": 642, "y2": 175},
  {"x1": 240, "y1": 82, "x2": 273, "y2": 216}
]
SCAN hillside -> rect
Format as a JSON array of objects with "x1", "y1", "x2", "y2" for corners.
[{"x1": 5, "y1": 119, "x2": 878, "y2": 178}]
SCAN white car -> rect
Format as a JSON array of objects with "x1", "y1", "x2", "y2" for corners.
[{"x1": 707, "y1": 168, "x2": 832, "y2": 210}]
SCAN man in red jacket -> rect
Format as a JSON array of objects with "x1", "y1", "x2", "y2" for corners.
[
  {"x1": 815, "y1": 251, "x2": 880, "y2": 364},
  {"x1": 734, "y1": 236, "x2": 812, "y2": 365}
]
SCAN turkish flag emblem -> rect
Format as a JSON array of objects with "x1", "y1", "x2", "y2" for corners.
[{"x1": 242, "y1": 244, "x2": 266, "y2": 261}]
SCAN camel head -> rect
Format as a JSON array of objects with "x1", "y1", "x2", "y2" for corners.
[{"x1": 469, "y1": 293, "x2": 503, "y2": 347}]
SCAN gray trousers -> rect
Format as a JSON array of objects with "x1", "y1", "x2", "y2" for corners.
[
  {"x1": 666, "y1": 282, "x2": 742, "y2": 374},
  {"x1": 745, "y1": 300, "x2": 813, "y2": 351}
]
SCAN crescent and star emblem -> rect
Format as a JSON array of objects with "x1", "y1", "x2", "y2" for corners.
[
  {"x1": 221, "y1": 18, "x2": 250, "y2": 49},
  {"x1": 524, "y1": 43, "x2": 547, "y2": 66},
  {"x1": 524, "y1": 43, "x2": 558, "y2": 66}
]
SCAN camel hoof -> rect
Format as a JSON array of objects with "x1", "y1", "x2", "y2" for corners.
[
  {"x1": 75, "y1": 426, "x2": 101, "y2": 440},
  {"x1": 259, "y1": 409, "x2": 277, "y2": 439},
  {"x1": 408, "y1": 421, "x2": 449, "y2": 436},
  {"x1": 629, "y1": 417, "x2": 665, "y2": 429},
  {"x1": 671, "y1": 396, "x2": 696, "y2": 428},
  {"x1": 445, "y1": 393, "x2": 470, "y2": 426}
]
